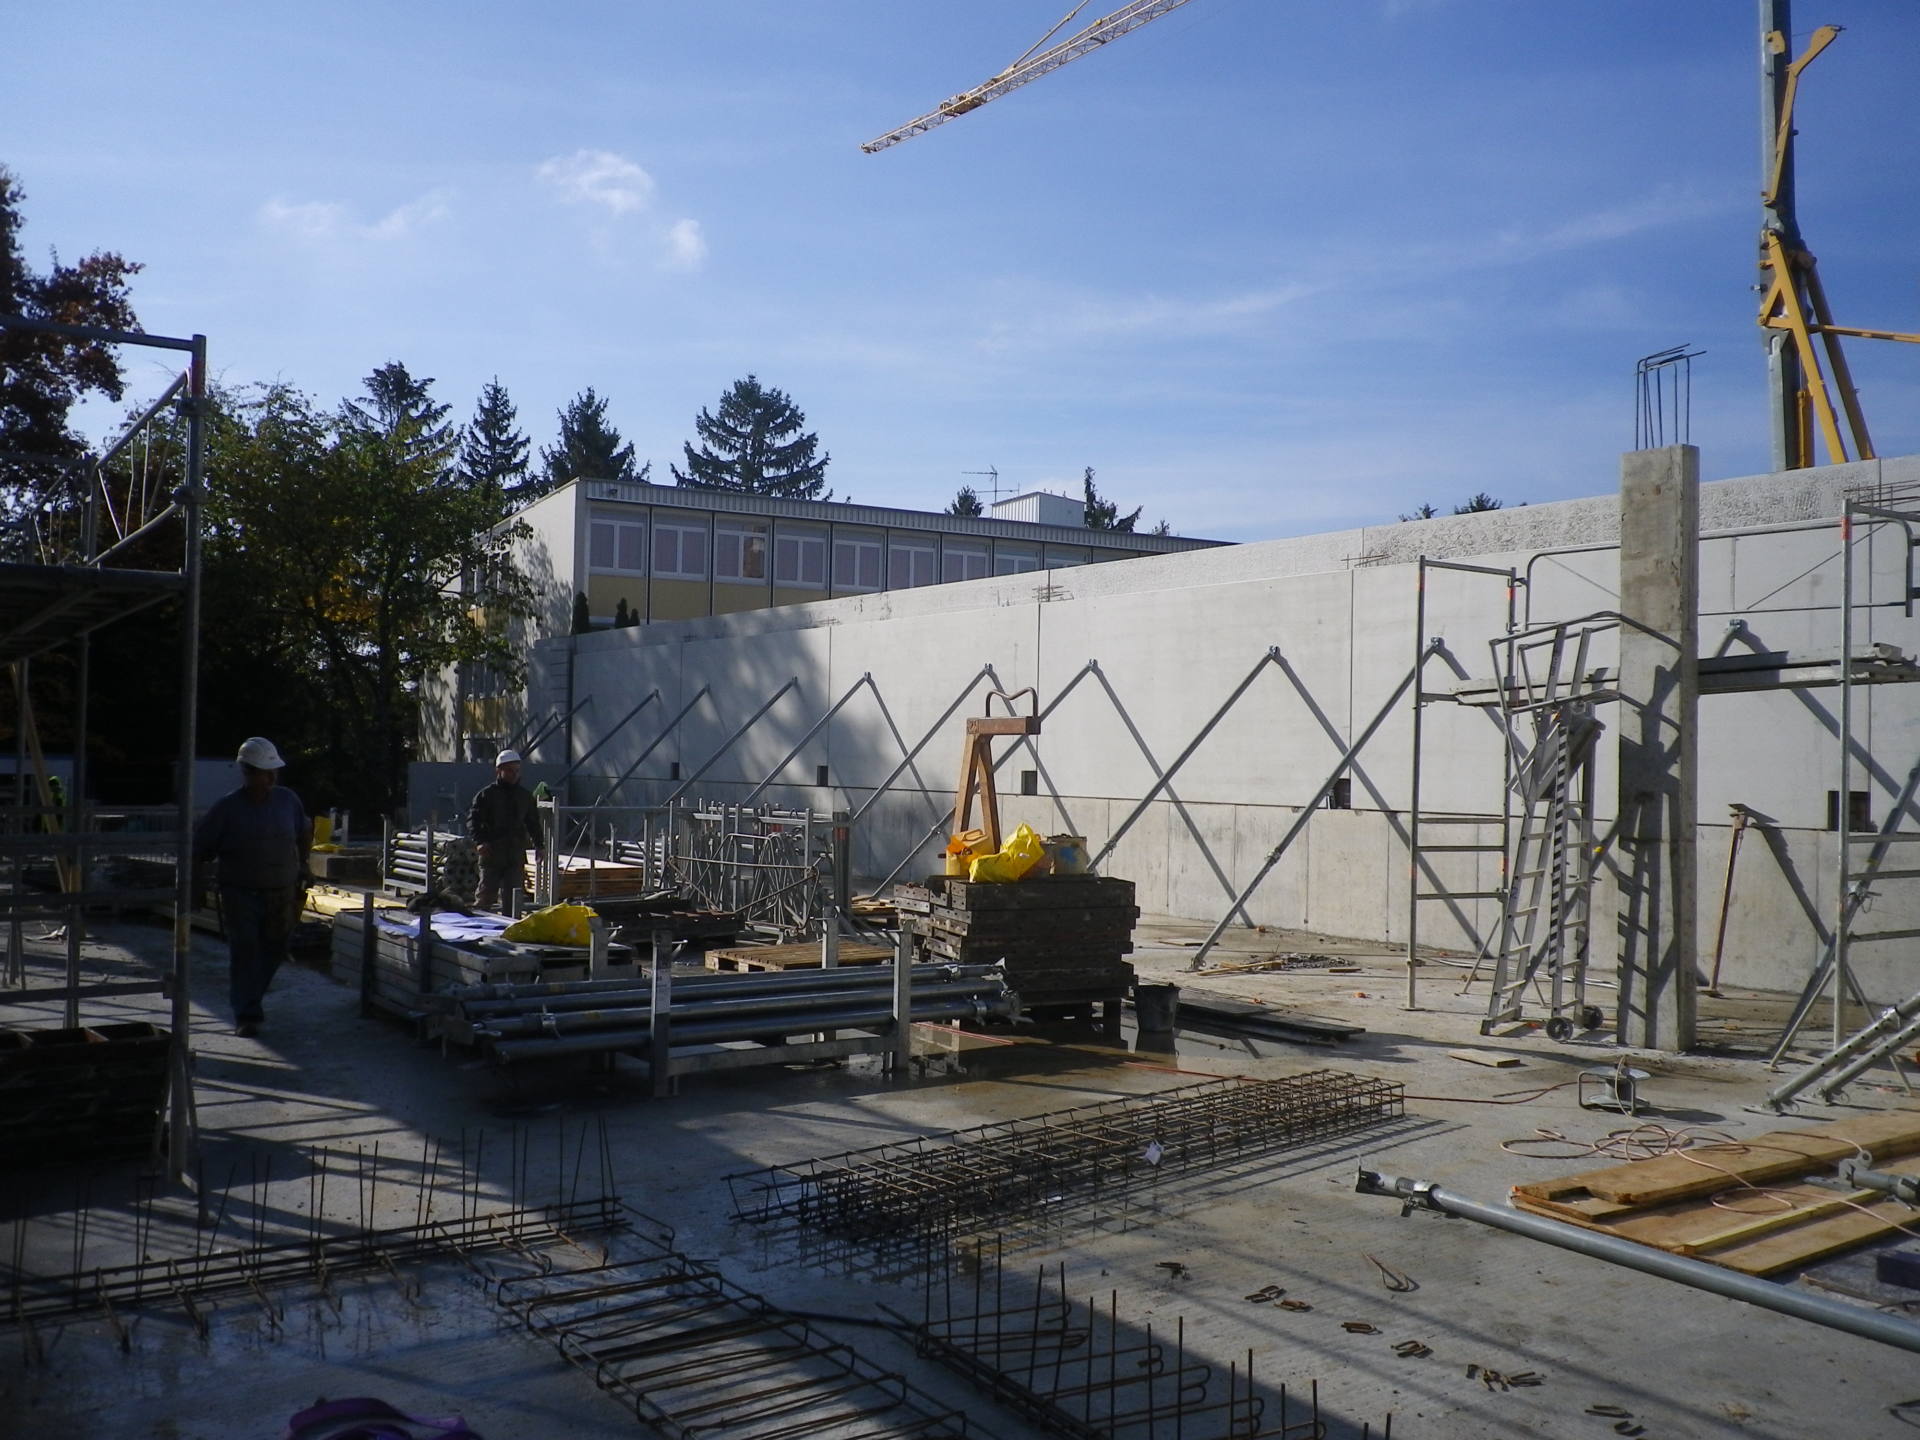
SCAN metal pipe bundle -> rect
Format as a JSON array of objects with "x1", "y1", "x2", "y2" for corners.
[
  {"x1": 466, "y1": 959, "x2": 1016, "y2": 1065},
  {"x1": 454, "y1": 962, "x2": 999, "y2": 1020},
  {"x1": 489, "y1": 993, "x2": 1002, "y2": 1063},
  {"x1": 474, "y1": 977, "x2": 1007, "y2": 1039}
]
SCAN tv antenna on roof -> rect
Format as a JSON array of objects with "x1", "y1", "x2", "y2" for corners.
[{"x1": 962, "y1": 466, "x2": 1003, "y2": 506}]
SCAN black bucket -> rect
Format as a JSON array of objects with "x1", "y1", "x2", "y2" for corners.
[{"x1": 1133, "y1": 982, "x2": 1180, "y2": 1033}]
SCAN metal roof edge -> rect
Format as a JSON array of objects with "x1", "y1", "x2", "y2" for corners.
[{"x1": 542, "y1": 478, "x2": 1224, "y2": 551}]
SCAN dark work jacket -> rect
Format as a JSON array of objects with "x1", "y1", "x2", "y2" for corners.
[
  {"x1": 467, "y1": 780, "x2": 543, "y2": 852},
  {"x1": 194, "y1": 786, "x2": 310, "y2": 890}
]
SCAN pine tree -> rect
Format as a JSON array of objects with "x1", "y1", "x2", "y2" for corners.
[
  {"x1": 1081, "y1": 467, "x2": 1141, "y2": 532},
  {"x1": 542, "y1": 388, "x2": 646, "y2": 489},
  {"x1": 613, "y1": 597, "x2": 631, "y2": 627},
  {"x1": 1398, "y1": 502, "x2": 1439, "y2": 521},
  {"x1": 458, "y1": 377, "x2": 531, "y2": 500},
  {"x1": 672, "y1": 374, "x2": 830, "y2": 499},
  {"x1": 1453, "y1": 493, "x2": 1503, "y2": 513},
  {"x1": 345, "y1": 361, "x2": 456, "y2": 474},
  {"x1": 947, "y1": 485, "x2": 984, "y2": 517},
  {"x1": 570, "y1": 593, "x2": 591, "y2": 634},
  {"x1": 1150, "y1": 519, "x2": 1171, "y2": 536}
]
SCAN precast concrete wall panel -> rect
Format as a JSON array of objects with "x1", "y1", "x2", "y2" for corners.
[{"x1": 533, "y1": 456, "x2": 1920, "y2": 997}]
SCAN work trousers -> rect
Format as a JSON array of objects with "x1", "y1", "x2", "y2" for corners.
[
  {"x1": 221, "y1": 885, "x2": 297, "y2": 1023},
  {"x1": 475, "y1": 850, "x2": 530, "y2": 913}
]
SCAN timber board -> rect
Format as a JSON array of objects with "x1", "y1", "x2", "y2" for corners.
[
  {"x1": 1511, "y1": 1155, "x2": 1920, "y2": 1276},
  {"x1": 1511, "y1": 1110, "x2": 1920, "y2": 1214},
  {"x1": 704, "y1": 941, "x2": 891, "y2": 972}
]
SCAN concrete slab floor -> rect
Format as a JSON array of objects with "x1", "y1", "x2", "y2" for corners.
[{"x1": 2, "y1": 912, "x2": 1917, "y2": 1439}]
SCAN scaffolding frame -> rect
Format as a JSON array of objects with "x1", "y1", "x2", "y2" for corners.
[
  {"x1": 1769, "y1": 478, "x2": 1920, "y2": 1078},
  {"x1": 1404, "y1": 557, "x2": 1518, "y2": 1009},
  {"x1": 0, "y1": 315, "x2": 206, "y2": 1181}
]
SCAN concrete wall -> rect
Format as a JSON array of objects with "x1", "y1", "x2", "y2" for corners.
[
  {"x1": 512, "y1": 454, "x2": 1920, "y2": 1001},
  {"x1": 408, "y1": 761, "x2": 567, "y2": 835}
]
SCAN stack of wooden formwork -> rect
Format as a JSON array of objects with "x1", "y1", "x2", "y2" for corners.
[
  {"x1": 329, "y1": 909, "x2": 635, "y2": 1018},
  {"x1": 893, "y1": 874, "x2": 1137, "y2": 1014},
  {"x1": 0, "y1": 1021, "x2": 169, "y2": 1166}
]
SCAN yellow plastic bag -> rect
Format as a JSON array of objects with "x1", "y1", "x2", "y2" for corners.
[
  {"x1": 502, "y1": 902, "x2": 596, "y2": 947},
  {"x1": 944, "y1": 828, "x2": 991, "y2": 876},
  {"x1": 968, "y1": 823, "x2": 1046, "y2": 884}
]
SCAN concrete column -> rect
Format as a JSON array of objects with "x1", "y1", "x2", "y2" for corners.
[{"x1": 1615, "y1": 445, "x2": 1700, "y2": 1050}]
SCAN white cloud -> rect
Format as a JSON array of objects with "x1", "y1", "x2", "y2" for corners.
[
  {"x1": 537, "y1": 149, "x2": 656, "y2": 215},
  {"x1": 1496, "y1": 187, "x2": 1722, "y2": 262},
  {"x1": 662, "y1": 217, "x2": 707, "y2": 271},
  {"x1": 979, "y1": 282, "x2": 1318, "y2": 351},
  {"x1": 258, "y1": 189, "x2": 451, "y2": 243}
]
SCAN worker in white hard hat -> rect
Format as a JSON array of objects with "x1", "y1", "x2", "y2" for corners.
[
  {"x1": 191, "y1": 737, "x2": 314, "y2": 1037},
  {"x1": 467, "y1": 748, "x2": 544, "y2": 912}
]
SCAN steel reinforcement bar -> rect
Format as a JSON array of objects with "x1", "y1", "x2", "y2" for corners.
[
  {"x1": 728, "y1": 1071, "x2": 1403, "y2": 1244},
  {"x1": 496, "y1": 1239, "x2": 972, "y2": 1439},
  {"x1": 908, "y1": 1251, "x2": 1394, "y2": 1439},
  {"x1": 4, "y1": 1197, "x2": 627, "y2": 1327}
]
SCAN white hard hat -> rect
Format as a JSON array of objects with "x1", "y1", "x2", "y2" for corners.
[
  {"x1": 236, "y1": 737, "x2": 285, "y2": 770},
  {"x1": 494, "y1": 749, "x2": 523, "y2": 767}
]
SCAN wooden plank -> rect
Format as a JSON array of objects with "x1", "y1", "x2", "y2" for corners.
[
  {"x1": 1714, "y1": 1197, "x2": 1920, "y2": 1274},
  {"x1": 704, "y1": 941, "x2": 891, "y2": 972},
  {"x1": 1448, "y1": 1050, "x2": 1521, "y2": 1068},
  {"x1": 1513, "y1": 1155, "x2": 1920, "y2": 1276},
  {"x1": 1513, "y1": 1111, "x2": 1920, "y2": 1213}
]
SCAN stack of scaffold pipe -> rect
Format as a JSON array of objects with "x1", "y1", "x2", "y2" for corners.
[
  {"x1": 384, "y1": 825, "x2": 480, "y2": 900},
  {"x1": 444, "y1": 961, "x2": 1017, "y2": 1066}
]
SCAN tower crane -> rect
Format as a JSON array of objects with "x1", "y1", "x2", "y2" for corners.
[
  {"x1": 1756, "y1": 6, "x2": 1920, "y2": 469},
  {"x1": 861, "y1": 0, "x2": 1198, "y2": 154}
]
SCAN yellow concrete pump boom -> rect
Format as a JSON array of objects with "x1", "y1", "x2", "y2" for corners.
[{"x1": 861, "y1": 0, "x2": 1198, "y2": 154}]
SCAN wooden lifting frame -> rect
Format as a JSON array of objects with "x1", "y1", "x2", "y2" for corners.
[{"x1": 955, "y1": 688, "x2": 1041, "y2": 853}]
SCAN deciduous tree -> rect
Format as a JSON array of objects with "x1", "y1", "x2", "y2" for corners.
[
  {"x1": 200, "y1": 374, "x2": 532, "y2": 815},
  {"x1": 0, "y1": 165, "x2": 142, "y2": 544}
]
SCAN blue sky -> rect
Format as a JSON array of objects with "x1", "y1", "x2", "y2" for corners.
[{"x1": 8, "y1": 1, "x2": 1919, "y2": 540}]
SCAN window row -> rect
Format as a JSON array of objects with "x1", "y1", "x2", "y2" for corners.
[{"x1": 589, "y1": 516, "x2": 1079, "y2": 590}]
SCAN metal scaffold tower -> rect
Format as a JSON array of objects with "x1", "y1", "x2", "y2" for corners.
[
  {"x1": 1766, "y1": 476, "x2": 1920, "y2": 1105},
  {"x1": 0, "y1": 314, "x2": 207, "y2": 1179}
]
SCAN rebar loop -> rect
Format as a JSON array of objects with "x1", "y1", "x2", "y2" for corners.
[
  {"x1": 909, "y1": 1245, "x2": 1395, "y2": 1439},
  {"x1": 729, "y1": 1072, "x2": 1404, "y2": 1261},
  {"x1": 496, "y1": 1232, "x2": 972, "y2": 1439}
]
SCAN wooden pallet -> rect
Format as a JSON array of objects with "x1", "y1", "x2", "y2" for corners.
[
  {"x1": 1510, "y1": 1110, "x2": 1920, "y2": 1275},
  {"x1": 704, "y1": 941, "x2": 892, "y2": 972}
]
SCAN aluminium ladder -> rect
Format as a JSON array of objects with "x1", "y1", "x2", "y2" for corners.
[{"x1": 1480, "y1": 619, "x2": 1613, "y2": 1038}]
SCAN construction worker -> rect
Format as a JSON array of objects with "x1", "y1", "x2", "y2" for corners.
[
  {"x1": 192, "y1": 737, "x2": 313, "y2": 1037},
  {"x1": 468, "y1": 748, "x2": 544, "y2": 912}
]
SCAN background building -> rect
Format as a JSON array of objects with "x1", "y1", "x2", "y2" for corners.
[{"x1": 443, "y1": 480, "x2": 1224, "y2": 759}]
